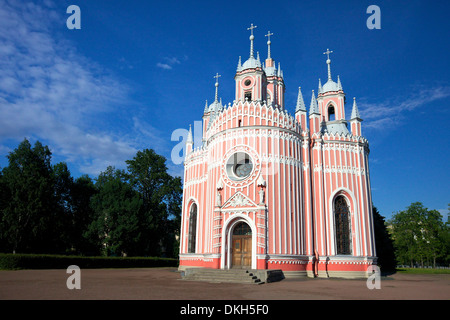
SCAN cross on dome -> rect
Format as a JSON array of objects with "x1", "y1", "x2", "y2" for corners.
[
  {"x1": 323, "y1": 48, "x2": 333, "y2": 60},
  {"x1": 323, "y1": 48, "x2": 333, "y2": 81},
  {"x1": 214, "y1": 73, "x2": 221, "y2": 102},
  {"x1": 247, "y1": 23, "x2": 257, "y2": 35},
  {"x1": 265, "y1": 31, "x2": 273, "y2": 59},
  {"x1": 247, "y1": 23, "x2": 257, "y2": 58}
]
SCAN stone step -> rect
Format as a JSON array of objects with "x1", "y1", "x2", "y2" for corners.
[
  {"x1": 182, "y1": 268, "x2": 263, "y2": 284},
  {"x1": 181, "y1": 268, "x2": 284, "y2": 284},
  {"x1": 186, "y1": 274, "x2": 260, "y2": 282}
]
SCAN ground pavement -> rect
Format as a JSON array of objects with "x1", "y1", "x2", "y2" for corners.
[{"x1": 0, "y1": 267, "x2": 448, "y2": 300}]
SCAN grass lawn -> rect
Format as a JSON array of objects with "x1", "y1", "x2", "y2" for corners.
[{"x1": 396, "y1": 268, "x2": 450, "y2": 274}]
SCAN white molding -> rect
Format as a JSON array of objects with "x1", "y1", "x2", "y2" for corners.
[{"x1": 220, "y1": 213, "x2": 258, "y2": 269}]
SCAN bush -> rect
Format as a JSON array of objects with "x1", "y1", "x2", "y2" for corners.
[{"x1": 0, "y1": 253, "x2": 178, "y2": 270}]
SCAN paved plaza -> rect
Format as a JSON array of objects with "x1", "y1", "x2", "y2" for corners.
[{"x1": 0, "y1": 267, "x2": 448, "y2": 300}]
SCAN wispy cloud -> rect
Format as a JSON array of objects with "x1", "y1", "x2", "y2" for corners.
[
  {"x1": 156, "y1": 62, "x2": 173, "y2": 70},
  {"x1": 156, "y1": 56, "x2": 182, "y2": 70},
  {"x1": 358, "y1": 85, "x2": 450, "y2": 130},
  {"x1": 0, "y1": 0, "x2": 137, "y2": 175}
]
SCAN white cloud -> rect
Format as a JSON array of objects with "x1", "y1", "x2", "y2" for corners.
[
  {"x1": 156, "y1": 56, "x2": 182, "y2": 70},
  {"x1": 156, "y1": 62, "x2": 173, "y2": 70},
  {"x1": 0, "y1": 0, "x2": 137, "y2": 175},
  {"x1": 164, "y1": 57, "x2": 181, "y2": 65},
  {"x1": 358, "y1": 86, "x2": 450, "y2": 130}
]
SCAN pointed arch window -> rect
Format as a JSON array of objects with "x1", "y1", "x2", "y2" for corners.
[
  {"x1": 328, "y1": 105, "x2": 335, "y2": 121},
  {"x1": 188, "y1": 203, "x2": 197, "y2": 253},
  {"x1": 334, "y1": 196, "x2": 351, "y2": 255}
]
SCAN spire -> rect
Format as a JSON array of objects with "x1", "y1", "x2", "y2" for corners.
[
  {"x1": 247, "y1": 23, "x2": 257, "y2": 58},
  {"x1": 337, "y1": 75, "x2": 343, "y2": 91},
  {"x1": 213, "y1": 73, "x2": 221, "y2": 102},
  {"x1": 295, "y1": 87, "x2": 306, "y2": 112},
  {"x1": 323, "y1": 48, "x2": 333, "y2": 81},
  {"x1": 277, "y1": 62, "x2": 281, "y2": 77},
  {"x1": 318, "y1": 78, "x2": 323, "y2": 94},
  {"x1": 351, "y1": 97, "x2": 361, "y2": 120},
  {"x1": 309, "y1": 90, "x2": 319, "y2": 115},
  {"x1": 237, "y1": 56, "x2": 242, "y2": 70},
  {"x1": 187, "y1": 124, "x2": 193, "y2": 144},
  {"x1": 204, "y1": 100, "x2": 208, "y2": 113},
  {"x1": 256, "y1": 51, "x2": 261, "y2": 66},
  {"x1": 265, "y1": 31, "x2": 273, "y2": 59}
]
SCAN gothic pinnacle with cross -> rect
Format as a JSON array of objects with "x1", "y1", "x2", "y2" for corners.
[
  {"x1": 214, "y1": 73, "x2": 221, "y2": 102},
  {"x1": 323, "y1": 48, "x2": 333, "y2": 81},
  {"x1": 265, "y1": 31, "x2": 273, "y2": 59},
  {"x1": 247, "y1": 23, "x2": 257, "y2": 58}
]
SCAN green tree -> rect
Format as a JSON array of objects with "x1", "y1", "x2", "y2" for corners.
[
  {"x1": 0, "y1": 139, "x2": 56, "y2": 253},
  {"x1": 125, "y1": 149, "x2": 182, "y2": 257},
  {"x1": 0, "y1": 168, "x2": 8, "y2": 250},
  {"x1": 389, "y1": 202, "x2": 448, "y2": 267},
  {"x1": 52, "y1": 162, "x2": 74, "y2": 252},
  {"x1": 71, "y1": 175, "x2": 97, "y2": 255},
  {"x1": 87, "y1": 167, "x2": 144, "y2": 256},
  {"x1": 421, "y1": 209, "x2": 448, "y2": 267},
  {"x1": 372, "y1": 205, "x2": 396, "y2": 272}
]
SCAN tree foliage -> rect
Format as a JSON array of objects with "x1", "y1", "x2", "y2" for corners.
[
  {"x1": 0, "y1": 139, "x2": 182, "y2": 258},
  {"x1": 87, "y1": 167, "x2": 144, "y2": 256},
  {"x1": 1, "y1": 139, "x2": 447, "y2": 267},
  {"x1": 388, "y1": 202, "x2": 449, "y2": 267},
  {"x1": 372, "y1": 205, "x2": 396, "y2": 272},
  {"x1": 0, "y1": 139, "x2": 56, "y2": 253}
]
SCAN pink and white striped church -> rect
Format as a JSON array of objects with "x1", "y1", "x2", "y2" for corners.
[{"x1": 179, "y1": 24, "x2": 377, "y2": 278}]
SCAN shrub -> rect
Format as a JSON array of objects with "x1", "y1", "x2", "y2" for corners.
[{"x1": 0, "y1": 253, "x2": 178, "y2": 270}]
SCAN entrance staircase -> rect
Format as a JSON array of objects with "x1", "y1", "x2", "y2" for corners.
[{"x1": 181, "y1": 268, "x2": 284, "y2": 284}]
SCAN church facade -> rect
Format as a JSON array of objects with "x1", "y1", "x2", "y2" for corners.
[{"x1": 178, "y1": 25, "x2": 377, "y2": 278}]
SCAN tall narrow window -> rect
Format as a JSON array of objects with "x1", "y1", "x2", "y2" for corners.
[
  {"x1": 244, "y1": 91, "x2": 252, "y2": 101},
  {"x1": 334, "y1": 196, "x2": 351, "y2": 254},
  {"x1": 188, "y1": 203, "x2": 197, "y2": 253},
  {"x1": 328, "y1": 105, "x2": 335, "y2": 121}
]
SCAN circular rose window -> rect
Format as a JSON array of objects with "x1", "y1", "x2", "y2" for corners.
[
  {"x1": 244, "y1": 79, "x2": 251, "y2": 86},
  {"x1": 226, "y1": 152, "x2": 253, "y2": 181}
]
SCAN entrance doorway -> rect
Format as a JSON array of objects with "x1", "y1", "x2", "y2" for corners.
[{"x1": 231, "y1": 222, "x2": 252, "y2": 268}]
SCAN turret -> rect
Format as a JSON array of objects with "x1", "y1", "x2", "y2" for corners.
[
  {"x1": 186, "y1": 124, "x2": 193, "y2": 155},
  {"x1": 350, "y1": 97, "x2": 362, "y2": 136},
  {"x1": 234, "y1": 26, "x2": 285, "y2": 109},
  {"x1": 295, "y1": 86, "x2": 307, "y2": 130},
  {"x1": 317, "y1": 49, "x2": 346, "y2": 122},
  {"x1": 309, "y1": 90, "x2": 321, "y2": 134}
]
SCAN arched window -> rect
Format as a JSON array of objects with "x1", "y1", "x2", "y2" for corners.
[
  {"x1": 188, "y1": 203, "x2": 197, "y2": 253},
  {"x1": 328, "y1": 105, "x2": 335, "y2": 121},
  {"x1": 334, "y1": 196, "x2": 351, "y2": 255},
  {"x1": 233, "y1": 222, "x2": 252, "y2": 235}
]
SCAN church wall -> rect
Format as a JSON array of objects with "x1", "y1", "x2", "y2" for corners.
[
  {"x1": 181, "y1": 102, "x2": 315, "y2": 270},
  {"x1": 179, "y1": 44, "x2": 377, "y2": 277},
  {"x1": 313, "y1": 137, "x2": 375, "y2": 259}
]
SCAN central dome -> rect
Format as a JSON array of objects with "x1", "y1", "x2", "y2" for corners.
[
  {"x1": 322, "y1": 79, "x2": 339, "y2": 93},
  {"x1": 240, "y1": 56, "x2": 261, "y2": 70}
]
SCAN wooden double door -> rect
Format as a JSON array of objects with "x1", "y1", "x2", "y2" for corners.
[{"x1": 231, "y1": 235, "x2": 252, "y2": 268}]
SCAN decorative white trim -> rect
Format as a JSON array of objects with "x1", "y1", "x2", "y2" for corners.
[{"x1": 220, "y1": 213, "x2": 257, "y2": 270}]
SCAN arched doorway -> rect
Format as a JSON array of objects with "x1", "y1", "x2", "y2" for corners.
[
  {"x1": 231, "y1": 222, "x2": 252, "y2": 268},
  {"x1": 334, "y1": 196, "x2": 351, "y2": 255}
]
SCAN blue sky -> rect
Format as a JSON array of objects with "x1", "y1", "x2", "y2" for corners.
[{"x1": 0, "y1": 0, "x2": 449, "y2": 220}]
